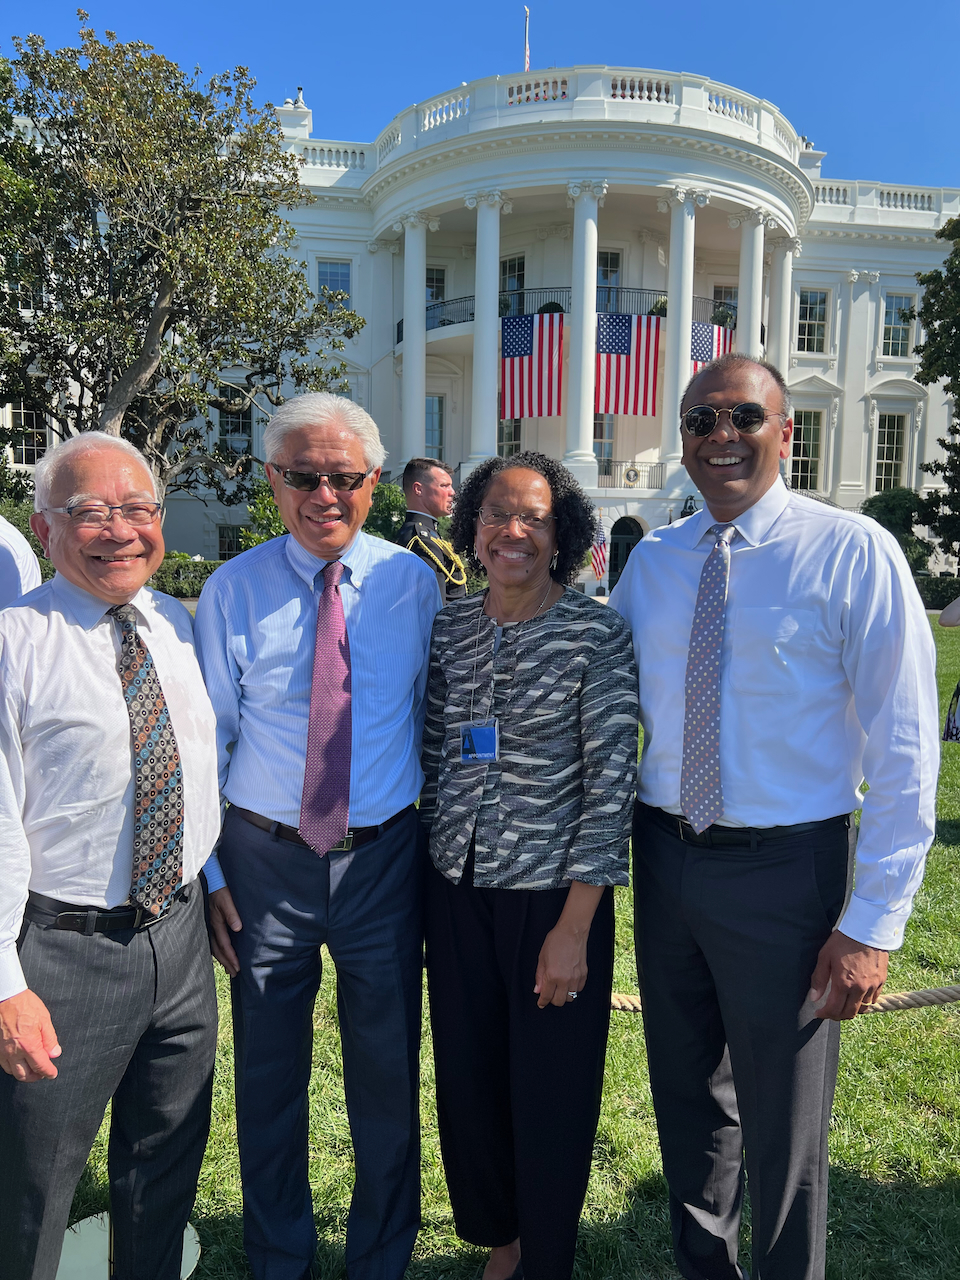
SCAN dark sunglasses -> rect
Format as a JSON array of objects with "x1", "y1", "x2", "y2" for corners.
[
  {"x1": 681, "y1": 402, "x2": 786, "y2": 437},
  {"x1": 274, "y1": 467, "x2": 374, "y2": 492}
]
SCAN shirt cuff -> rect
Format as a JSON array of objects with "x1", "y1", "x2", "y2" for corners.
[
  {"x1": 202, "y1": 851, "x2": 226, "y2": 894},
  {"x1": 0, "y1": 942, "x2": 28, "y2": 1003},
  {"x1": 837, "y1": 893, "x2": 914, "y2": 951}
]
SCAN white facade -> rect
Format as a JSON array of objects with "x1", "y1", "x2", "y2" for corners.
[{"x1": 12, "y1": 67, "x2": 957, "y2": 586}]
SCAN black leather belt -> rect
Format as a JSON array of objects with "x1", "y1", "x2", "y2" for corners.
[
  {"x1": 24, "y1": 886, "x2": 188, "y2": 935},
  {"x1": 641, "y1": 803, "x2": 848, "y2": 849},
  {"x1": 233, "y1": 805, "x2": 412, "y2": 854}
]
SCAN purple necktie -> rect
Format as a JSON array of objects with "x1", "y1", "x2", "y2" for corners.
[
  {"x1": 680, "y1": 523, "x2": 736, "y2": 834},
  {"x1": 299, "y1": 560, "x2": 352, "y2": 855}
]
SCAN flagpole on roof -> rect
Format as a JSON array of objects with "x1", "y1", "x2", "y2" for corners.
[{"x1": 524, "y1": 7, "x2": 530, "y2": 72}]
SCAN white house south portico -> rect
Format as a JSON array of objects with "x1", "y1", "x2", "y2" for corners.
[{"x1": 28, "y1": 66, "x2": 947, "y2": 584}]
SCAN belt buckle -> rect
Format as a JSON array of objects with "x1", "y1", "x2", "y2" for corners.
[{"x1": 328, "y1": 833, "x2": 354, "y2": 854}]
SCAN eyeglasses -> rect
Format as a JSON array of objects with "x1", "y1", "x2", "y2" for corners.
[
  {"x1": 45, "y1": 502, "x2": 162, "y2": 527},
  {"x1": 477, "y1": 507, "x2": 555, "y2": 532},
  {"x1": 273, "y1": 468, "x2": 374, "y2": 493},
  {"x1": 681, "y1": 403, "x2": 787, "y2": 437}
]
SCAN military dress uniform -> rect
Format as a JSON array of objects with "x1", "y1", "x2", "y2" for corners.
[{"x1": 396, "y1": 510, "x2": 467, "y2": 604}]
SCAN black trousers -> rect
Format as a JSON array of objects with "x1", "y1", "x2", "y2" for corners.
[
  {"x1": 424, "y1": 858, "x2": 615, "y2": 1280},
  {"x1": 633, "y1": 804, "x2": 855, "y2": 1280},
  {"x1": 220, "y1": 805, "x2": 424, "y2": 1280},
  {"x1": 0, "y1": 882, "x2": 217, "y2": 1280}
]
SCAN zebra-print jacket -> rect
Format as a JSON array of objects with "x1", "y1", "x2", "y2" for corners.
[{"x1": 419, "y1": 588, "x2": 638, "y2": 889}]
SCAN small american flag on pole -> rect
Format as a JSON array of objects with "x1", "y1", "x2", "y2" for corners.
[
  {"x1": 595, "y1": 314, "x2": 661, "y2": 416},
  {"x1": 591, "y1": 525, "x2": 607, "y2": 580},
  {"x1": 524, "y1": 7, "x2": 530, "y2": 71},
  {"x1": 501, "y1": 313, "x2": 563, "y2": 419},
  {"x1": 690, "y1": 321, "x2": 735, "y2": 374}
]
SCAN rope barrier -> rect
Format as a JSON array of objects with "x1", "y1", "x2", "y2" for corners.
[
  {"x1": 860, "y1": 984, "x2": 960, "y2": 1014},
  {"x1": 611, "y1": 985, "x2": 960, "y2": 1016}
]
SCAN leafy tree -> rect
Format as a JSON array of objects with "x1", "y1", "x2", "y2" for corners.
[
  {"x1": 238, "y1": 478, "x2": 285, "y2": 549},
  {"x1": 0, "y1": 20, "x2": 364, "y2": 502},
  {"x1": 363, "y1": 482, "x2": 407, "y2": 540},
  {"x1": 908, "y1": 218, "x2": 960, "y2": 554},
  {"x1": 860, "y1": 486, "x2": 932, "y2": 573}
]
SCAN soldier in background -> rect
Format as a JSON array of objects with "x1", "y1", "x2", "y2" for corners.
[{"x1": 396, "y1": 458, "x2": 467, "y2": 603}]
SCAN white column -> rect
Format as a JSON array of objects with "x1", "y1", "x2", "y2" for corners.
[
  {"x1": 731, "y1": 208, "x2": 769, "y2": 358},
  {"x1": 564, "y1": 180, "x2": 606, "y2": 488},
  {"x1": 393, "y1": 211, "x2": 438, "y2": 466},
  {"x1": 466, "y1": 190, "x2": 510, "y2": 467},
  {"x1": 659, "y1": 188, "x2": 698, "y2": 462},
  {"x1": 766, "y1": 236, "x2": 801, "y2": 375}
]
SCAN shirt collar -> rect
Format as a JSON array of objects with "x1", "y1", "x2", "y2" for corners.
[
  {"x1": 49, "y1": 573, "x2": 155, "y2": 632},
  {"x1": 681, "y1": 477, "x2": 790, "y2": 550},
  {"x1": 407, "y1": 508, "x2": 438, "y2": 526},
  {"x1": 285, "y1": 529, "x2": 370, "y2": 591}
]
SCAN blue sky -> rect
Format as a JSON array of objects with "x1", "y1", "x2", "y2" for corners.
[{"x1": 4, "y1": 0, "x2": 957, "y2": 188}]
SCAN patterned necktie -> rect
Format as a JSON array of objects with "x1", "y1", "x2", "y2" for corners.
[
  {"x1": 680, "y1": 524, "x2": 737, "y2": 834},
  {"x1": 109, "y1": 604, "x2": 184, "y2": 915},
  {"x1": 299, "y1": 560, "x2": 352, "y2": 855}
]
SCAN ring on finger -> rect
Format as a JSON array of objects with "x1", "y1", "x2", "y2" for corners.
[{"x1": 567, "y1": 990, "x2": 578, "y2": 1000}]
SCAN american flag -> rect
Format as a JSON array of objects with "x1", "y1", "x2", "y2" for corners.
[
  {"x1": 591, "y1": 525, "x2": 607, "y2": 580},
  {"x1": 691, "y1": 321, "x2": 735, "y2": 373},
  {"x1": 501, "y1": 313, "x2": 563, "y2": 419},
  {"x1": 595, "y1": 314, "x2": 661, "y2": 416}
]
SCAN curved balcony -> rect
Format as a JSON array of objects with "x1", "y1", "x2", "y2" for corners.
[{"x1": 396, "y1": 290, "x2": 736, "y2": 345}]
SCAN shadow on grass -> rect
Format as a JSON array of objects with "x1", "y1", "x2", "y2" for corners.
[{"x1": 935, "y1": 818, "x2": 960, "y2": 847}]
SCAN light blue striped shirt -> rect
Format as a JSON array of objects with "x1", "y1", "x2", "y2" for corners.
[{"x1": 195, "y1": 531, "x2": 441, "y2": 890}]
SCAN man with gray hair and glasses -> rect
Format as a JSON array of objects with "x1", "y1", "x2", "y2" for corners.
[
  {"x1": 610, "y1": 353, "x2": 938, "y2": 1280},
  {"x1": 196, "y1": 393, "x2": 441, "y2": 1280},
  {"x1": 0, "y1": 432, "x2": 221, "y2": 1280}
]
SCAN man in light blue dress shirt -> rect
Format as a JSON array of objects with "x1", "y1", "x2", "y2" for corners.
[{"x1": 195, "y1": 393, "x2": 441, "y2": 1280}]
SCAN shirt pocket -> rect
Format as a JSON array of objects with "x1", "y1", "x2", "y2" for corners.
[{"x1": 728, "y1": 607, "x2": 815, "y2": 698}]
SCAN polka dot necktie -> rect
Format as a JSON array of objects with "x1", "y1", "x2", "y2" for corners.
[
  {"x1": 680, "y1": 524, "x2": 737, "y2": 834},
  {"x1": 109, "y1": 604, "x2": 184, "y2": 915},
  {"x1": 299, "y1": 560, "x2": 352, "y2": 856}
]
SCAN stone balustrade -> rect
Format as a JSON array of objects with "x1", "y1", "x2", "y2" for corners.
[
  {"x1": 812, "y1": 181, "x2": 949, "y2": 217},
  {"x1": 367, "y1": 66, "x2": 803, "y2": 170}
]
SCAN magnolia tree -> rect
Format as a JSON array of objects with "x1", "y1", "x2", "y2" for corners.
[{"x1": 0, "y1": 20, "x2": 364, "y2": 504}]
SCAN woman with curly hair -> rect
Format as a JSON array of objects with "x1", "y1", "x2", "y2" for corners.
[{"x1": 419, "y1": 452, "x2": 638, "y2": 1280}]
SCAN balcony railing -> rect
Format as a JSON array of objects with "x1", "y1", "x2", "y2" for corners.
[
  {"x1": 595, "y1": 460, "x2": 664, "y2": 489},
  {"x1": 397, "y1": 290, "x2": 735, "y2": 343}
]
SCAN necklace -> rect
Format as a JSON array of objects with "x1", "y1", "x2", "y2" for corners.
[{"x1": 484, "y1": 579, "x2": 556, "y2": 626}]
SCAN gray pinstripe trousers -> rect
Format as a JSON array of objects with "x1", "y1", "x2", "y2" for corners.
[{"x1": 0, "y1": 881, "x2": 217, "y2": 1280}]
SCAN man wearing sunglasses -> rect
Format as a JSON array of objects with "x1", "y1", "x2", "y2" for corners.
[
  {"x1": 194, "y1": 394, "x2": 441, "y2": 1280},
  {"x1": 610, "y1": 353, "x2": 937, "y2": 1280}
]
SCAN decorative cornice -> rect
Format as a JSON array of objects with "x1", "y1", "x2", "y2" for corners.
[
  {"x1": 366, "y1": 239, "x2": 400, "y2": 254},
  {"x1": 464, "y1": 190, "x2": 513, "y2": 213},
  {"x1": 360, "y1": 127, "x2": 812, "y2": 228},
  {"x1": 566, "y1": 179, "x2": 609, "y2": 207},
  {"x1": 804, "y1": 226, "x2": 938, "y2": 244},
  {"x1": 392, "y1": 211, "x2": 441, "y2": 232},
  {"x1": 536, "y1": 223, "x2": 572, "y2": 240}
]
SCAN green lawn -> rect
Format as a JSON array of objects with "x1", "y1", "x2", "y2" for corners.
[{"x1": 72, "y1": 620, "x2": 960, "y2": 1277}]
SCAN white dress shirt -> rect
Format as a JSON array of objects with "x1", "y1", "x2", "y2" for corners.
[
  {"x1": 194, "y1": 532, "x2": 440, "y2": 890},
  {"x1": 0, "y1": 514, "x2": 41, "y2": 607},
  {"x1": 609, "y1": 479, "x2": 939, "y2": 950},
  {"x1": 0, "y1": 575, "x2": 222, "y2": 1001}
]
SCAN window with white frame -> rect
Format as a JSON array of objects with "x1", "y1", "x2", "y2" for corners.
[
  {"x1": 882, "y1": 294, "x2": 914, "y2": 358},
  {"x1": 713, "y1": 285, "x2": 738, "y2": 306},
  {"x1": 9, "y1": 401, "x2": 47, "y2": 465},
  {"x1": 797, "y1": 290, "x2": 828, "y2": 353},
  {"x1": 498, "y1": 418, "x2": 521, "y2": 458},
  {"x1": 597, "y1": 251, "x2": 621, "y2": 312},
  {"x1": 426, "y1": 267, "x2": 446, "y2": 303},
  {"x1": 425, "y1": 395, "x2": 444, "y2": 461},
  {"x1": 791, "y1": 410, "x2": 821, "y2": 490},
  {"x1": 594, "y1": 414, "x2": 615, "y2": 475},
  {"x1": 318, "y1": 260, "x2": 351, "y2": 300},
  {"x1": 875, "y1": 413, "x2": 906, "y2": 491},
  {"x1": 219, "y1": 392, "x2": 252, "y2": 456},
  {"x1": 218, "y1": 525, "x2": 250, "y2": 560}
]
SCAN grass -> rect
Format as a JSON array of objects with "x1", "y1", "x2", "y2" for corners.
[{"x1": 71, "y1": 620, "x2": 960, "y2": 1277}]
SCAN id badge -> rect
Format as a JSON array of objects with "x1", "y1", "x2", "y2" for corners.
[{"x1": 460, "y1": 719, "x2": 500, "y2": 762}]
